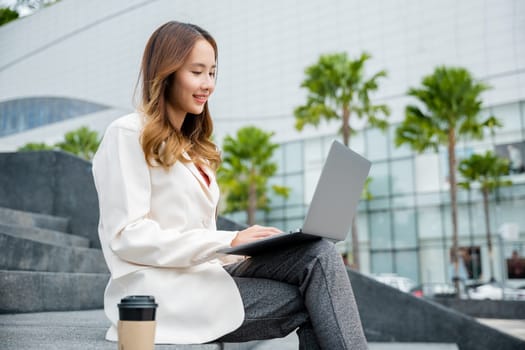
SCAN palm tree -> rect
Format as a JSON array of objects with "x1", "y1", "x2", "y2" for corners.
[
  {"x1": 55, "y1": 126, "x2": 101, "y2": 160},
  {"x1": 218, "y1": 126, "x2": 289, "y2": 226},
  {"x1": 458, "y1": 151, "x2": 512, "y2": 282},
  {"x1": 294, "y1": 52, "x2": 390, "y2": 271},
  {"x1": 339, "y1": 177, "x2": 374, "y2": 266},
  {"x1": 395, "y1": 66, "x2": 501, "y2": 294}
]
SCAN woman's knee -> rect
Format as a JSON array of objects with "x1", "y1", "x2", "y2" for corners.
[{"x1": 305, "y1": 239, "x2": 342, "y2": 262}]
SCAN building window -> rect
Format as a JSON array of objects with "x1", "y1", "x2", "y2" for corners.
[
  {"x1": 285, "y1": 174, "x2": 304, "y2": 206},
  {"x1": 369, "y1": 161, "x2": 390, "y2": 197},
  {"x1": 366, "y1": 127, "x2": 388, "y2": 161},
  {"x1": 391, "y1": 158, "x2": 415, "y2": 194},
  {"x1": 419, "y1": 246, "x2": 447, "y2": 283},
  {"x1": 272, "y1": 146, "x2": 284, "y2": 176},
  {"x1": 418, "y1": 206, "x2": 444, "y2": 239},
  {"x1": 388, "y1": 124, "x2": 412, "y2": 158},
  {"x1": 371, "y1": 251, "x2": 394, "y2": 274},
  {"x1": 284, "y1": 141, "x2": 303, "y2": 173},
  {"x1": 395, "y1": 249, "x2": 420, "y2": 282},
  {"x1": 393, "y1": 209, "x2": 417, "y2": 249},
  {"x1": 491, "y1": 103, "x2": 522, "y2": 143},
  {"x1": 370, "y1": 210, "x2": 392, "y2": 249}
]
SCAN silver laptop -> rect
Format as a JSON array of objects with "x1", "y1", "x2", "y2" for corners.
[{"x1": 218, "y1": 140, "x2": 371, "y2": 256}]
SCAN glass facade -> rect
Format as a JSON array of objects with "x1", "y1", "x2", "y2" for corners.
[
  {"x1": 224, "y1": 101, "x2": 525, "y2": 285},
  {"x1": 0, "y1": 97, "x2": 109, "y2": 137}
]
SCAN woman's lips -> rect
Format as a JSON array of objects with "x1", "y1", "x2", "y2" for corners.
[{"x1": 193, "y1": 95, "x2": 208, "y2": 104}]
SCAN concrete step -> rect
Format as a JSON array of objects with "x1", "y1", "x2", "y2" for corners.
[
  {"x1": 0, "y1": 270, "x2": 109, "y2": 313},
  {"x1": 0, "y1": 233, "x2": 107, "y2": 273},
  {"x1": 0, "y1": 222, "x2": 90, "y2": 247},
  {"x1": 0, "y1": 309, "x2": 462, "y2": 350},
  {"x1": 477, "y1": 318, "x2": 525, "y2": 341},
  {"x1": 217, "y1": 216, "x2": 247, "y2": 231},
  {"x1": 0, "y1": 206, "x2": 70, "y2": 233},
  {"x1": 0, "y1": 309, "x2": 222, "y2": 349},
  {"x1": 348, "y1": 270, "x2": 525, "y2": 349},
  {"x1": 368, "y1": 343, "x2": 458, "y2": 350},
  {"x1": 245, "y1": 331, "x2": 459, "y2": 349}
]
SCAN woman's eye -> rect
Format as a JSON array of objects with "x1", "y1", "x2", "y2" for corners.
[
  {"x1": 192, "y1": 71, "x2": 202, "y2": 75},
  {"x1": 209, "y1": 72, "x2": 216, "y2": 78}
]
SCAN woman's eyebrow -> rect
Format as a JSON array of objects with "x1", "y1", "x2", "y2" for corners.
[{"x1": 190, "y1": 63, "x2": 216, "y2": 69}]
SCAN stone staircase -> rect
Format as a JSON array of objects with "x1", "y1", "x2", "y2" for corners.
[
  {"x1": 0, "y1": 206, "x2": 109, "y2": 313},
  {"x1": 1, "y1": 150, "x2": 524, "y2": 350}
]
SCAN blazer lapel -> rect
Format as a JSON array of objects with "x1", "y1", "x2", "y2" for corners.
[
  {"x1": 181, "y1": 152, "x2": 218, "y2": 204},
  {"x1": 204, "y1": 166, "x2": 220, "y2": 202}
]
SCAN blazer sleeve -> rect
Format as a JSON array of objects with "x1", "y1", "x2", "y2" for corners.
[{"x1": 92, "y1": 123, "x2": 238, "y2": 269}]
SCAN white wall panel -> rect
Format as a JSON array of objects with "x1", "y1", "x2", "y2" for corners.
[{"x1": 1, "y1": 0, "x2": 524, "y2": 145}]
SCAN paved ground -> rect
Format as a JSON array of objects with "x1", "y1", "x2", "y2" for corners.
[
  {"x1": 250, "y1": 332, "x2": 459, "y2": 349},
  {"x1": 477, "y1": 318, "x2": 525, "y2": 341},
  {"x1": 5, "y1": 309, "x2": 524, "y2": 350},
  {"x1": 0, "y1": 310, "x2": 221, "y2": 350}
]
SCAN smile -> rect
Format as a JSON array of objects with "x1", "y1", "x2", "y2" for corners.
[{"x1": 193, "y1": 95, "x2": 208, "y2": 104}]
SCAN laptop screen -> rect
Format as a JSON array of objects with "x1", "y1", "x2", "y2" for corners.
[{"x1": 301, "y1": 141, "x2": 371, "y2": 240}]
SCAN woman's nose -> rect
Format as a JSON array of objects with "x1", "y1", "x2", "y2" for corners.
[{"x1": 201, "y1": 75, "x2": 215, "y2": 91}]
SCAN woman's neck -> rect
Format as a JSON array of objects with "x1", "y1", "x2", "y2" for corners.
[{"x1": 166, "y1": 104, "x2": 185, "y2": 130}]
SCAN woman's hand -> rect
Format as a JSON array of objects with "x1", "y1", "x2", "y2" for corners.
[{"x1": 231, "y1": 225, "x2": 282, "y2": 247}]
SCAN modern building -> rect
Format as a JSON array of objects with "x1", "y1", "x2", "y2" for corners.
[
  {"x1": 1, "y1": 0, "x2": 524, "y2": 286},
  {"x1": 253, "y1": 105, "x2": 525, "y2": 287}
]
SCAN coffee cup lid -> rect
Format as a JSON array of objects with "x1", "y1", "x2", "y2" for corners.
[{"x1": 118, "y1": 295, "x2": 158, "y2": 309}]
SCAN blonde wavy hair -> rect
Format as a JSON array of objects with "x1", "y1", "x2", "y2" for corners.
[{"x1": 138, "y1": 21, "x2": 221, "y2": 171}]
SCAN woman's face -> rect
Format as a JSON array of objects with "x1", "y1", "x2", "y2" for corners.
[{"x1": 169, "y1": 39, "x2": 216, "y2": 126}]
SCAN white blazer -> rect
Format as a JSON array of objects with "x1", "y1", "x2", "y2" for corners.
[{"x1": 92, "y1": 113, "x2": 245, "y2": 344}]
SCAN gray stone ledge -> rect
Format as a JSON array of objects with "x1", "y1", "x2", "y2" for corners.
[
  {"x1": 0, "y1": 270, "x2": 109, "y2": 313},
  {"x1": 0, "y1": 222, "x2": 89, "y2": 247},
  {"x1": 0, "y1": 310, "x2": 223, "y2": 350},
  {"x1": 0, "y1": 233, "x2": 107, "y2": 273},
  {"x1": 0, "y1": 206, "x2": 70, "y2": 233}
]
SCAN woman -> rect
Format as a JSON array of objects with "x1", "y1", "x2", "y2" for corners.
[{"x1": 92, "y1": 21, "x2": 367, "y2": 349}]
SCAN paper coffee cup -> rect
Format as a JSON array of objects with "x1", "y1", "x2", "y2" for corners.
[{"x1": 117, "y1": 295, "x2": 158, "y2": 350}]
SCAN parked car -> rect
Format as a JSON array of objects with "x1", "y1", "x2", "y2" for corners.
[
  {"x1": 371, "y1": 274, "x2": 417, "y2": 293},
  {"x1": 410, "y1": 283, "x2": 457, "y2": 298},
  {"x1": 503, "y1": 286, "x2": 525, "y2": 301},
  {"x1": 466, "y1": 282, "x2": 525, "y2": 300}
]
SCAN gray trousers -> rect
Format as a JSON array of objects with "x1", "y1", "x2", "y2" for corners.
[{"x1": 216, "y1": 239, "x2": 368, "y2": 350}]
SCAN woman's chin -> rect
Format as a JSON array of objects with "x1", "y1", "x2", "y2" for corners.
[{"x1": 190, "y1": 107, "x2": 205, "y2": 115}]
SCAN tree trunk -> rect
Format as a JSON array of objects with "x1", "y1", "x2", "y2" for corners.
[
  {"x1": 351, "y1": 217, "x2": 359, "y2": 270},
  {"x1": 342, "y1": 106, "x2": 351, "y2": 147},
  {"x1": 482, "y1": 188, "x2": 495, "y2": 282},
  {"x1": 247, "y1": 168, "x2": 257, "y2": 226},
  {"x1": 342, "y1": 106, "x2": 360, "y2": 271},
  {"x1": 447, "y1": 128, "x2": 460, "y2": 297}
]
